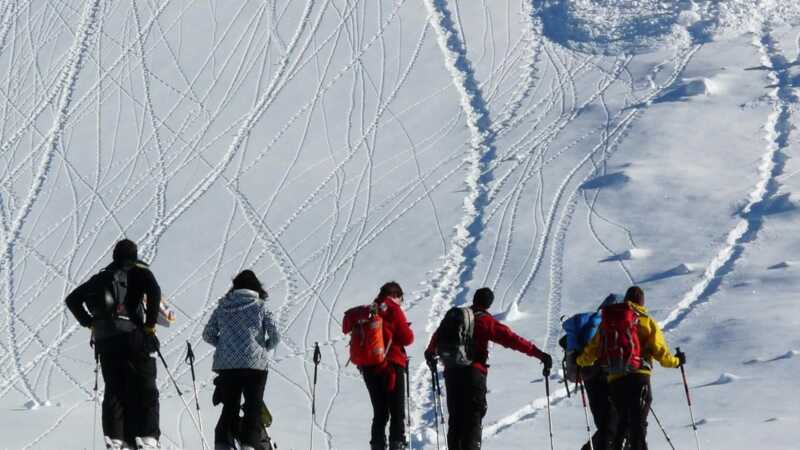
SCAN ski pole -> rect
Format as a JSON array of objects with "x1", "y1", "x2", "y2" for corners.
[
  {"x1": 406, "y1": 360, "x2": 411, "y2": 428},
  {"x1": 185, "y1": 342, "x2": 209, "y2": 450},
  {"x1": 428, "y1": 359, "x2": 441, "y2": 450},
  {"x1": 310, "y1": 342, "x2": 321, "y2": 450},
  {"x1": 561, "y1": 357, "x2": 571, "y2": 398},
  {"x1": 92, "y1": 351, "x2": 99, "y2": 450},
  {"x1": 576, "y1": 372, "x2": 593, "y2": 450},
  {"x1": 543, "y1": 364, "x2": 555, "y2": 450},
  {"x1": 156, "y1": 347, "x2": 209, "y2": 450},
  {"x1": 649, "y1": 405, "x2": 676, "y2": 450},
  {"x1": 677, "y1": 348, "x2": 701, "y2": 450}
]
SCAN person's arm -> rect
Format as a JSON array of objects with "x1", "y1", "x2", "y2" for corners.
[
  {"x1": 645, "y1": 317, "x2": 680, "y2": 368},
  {"x1": 488, "y1": 318, "x2": 545, "y2": 359},
  {"x1": 202, "y1": 308, "x2": 220, "y2": 347},
  {"x1": 389, "y1": 303, "x2": 414, "y2": 346},
  {"x1": 64, "y1": 278, "x2": 95, "y2": 328},
  {"x1": 141, "y1": 268, "x2": 162, "y2": 328},
  {"x1": 262, "y1": 307, "x2": 281, "y2": 351},
  {"x1": 576, "y1": 332, "x2": 601, "y2": 367},
  {"x1": 425, "y1": 331, "x2": 438, "y2": 355}
]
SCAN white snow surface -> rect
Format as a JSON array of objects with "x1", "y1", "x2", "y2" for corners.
[{"x1": 1, "y1": 1, "x2": 800, "y2": 449}]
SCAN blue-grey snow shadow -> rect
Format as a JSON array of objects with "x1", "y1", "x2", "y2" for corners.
[
  {"x1": 599, "y1": 253, "x2": 627, "y2": 263},
  {"x1": 580, "y1": 172, "x2": 630, "y2": 190},
  {"x1": 744, "y1": 350, "x2": 798, "y2": 365},
  {"x1": 653, "y1": 79, "x2": 709, "y2": 103},
  {"x1": 536, "y1": 1, "x2": 689, "y2": 55},
  {"x1": 638, "y1": 264, "x2": 693, "y2": 284},
  {"x1": 740, "y1": 193, "x2": 797, "y2": 217}
]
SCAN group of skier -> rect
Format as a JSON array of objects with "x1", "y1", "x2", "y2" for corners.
[{"x1": 65, "y1": 239, "x2": 688, "y2": 450}]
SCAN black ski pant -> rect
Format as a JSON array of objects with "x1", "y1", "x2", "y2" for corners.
[
  {"x1": 362, "y1": 364, "x2": 406, "y2": 449},
  {"x1": 213, "y1": 369, "x2": 268, "y2": 449},
  {"x1": 443, "y1": 366, "x2": 487, "y2": 450},
  {"x1": 582, "y1": 374, "x2": 622, "y2": 450},
  {"x1": 609, "y1": 374, "x2": 652, "y2": 450},
  {"x1": 97, "y1": 330, "x2": 160, "y2": 444}
]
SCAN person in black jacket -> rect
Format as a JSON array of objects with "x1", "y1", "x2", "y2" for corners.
[{"x1": 65, "y1": 239, "x2": 163, "y2": 450}]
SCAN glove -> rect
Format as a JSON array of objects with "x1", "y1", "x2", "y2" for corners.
[
  {"x1": 675, "y1": 349, "x2": 686, "y2": 366},
  {"x1": 144, "y1": 325, "x2": 156, "y2": 336},
  {"x1": 424, "y1": 350, "x2": 437, "y2": 370},
  {"x1": 540, "y1": 352, "x2": 553, "y2": 376}
]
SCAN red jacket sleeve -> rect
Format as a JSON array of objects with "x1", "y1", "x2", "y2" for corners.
[
  {"x1": 388, "y1": 303, "x2": 414, "y2": 347},
  {"x1": 487, "y1": 318, "x2": 544, "y2": 359}
]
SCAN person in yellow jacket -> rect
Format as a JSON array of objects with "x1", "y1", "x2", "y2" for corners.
[{"x1": 577, "y1": 286, "x2": 685, "y2": 450}]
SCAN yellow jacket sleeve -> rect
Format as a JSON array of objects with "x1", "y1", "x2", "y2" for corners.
[
  {"x1": 576, "y1": 332, "x2": 601, "y2": 367},
  {"x1": 641, "y1": 316, "x2": 680, "y2": 368}
]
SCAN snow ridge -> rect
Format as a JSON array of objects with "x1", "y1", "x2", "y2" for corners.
[
  {"x1": 410, "y1": 0, "x2": 497, "y2": 445},
  {"x1": 661, "y1": 26, "x2": 795, "y2": 331}
]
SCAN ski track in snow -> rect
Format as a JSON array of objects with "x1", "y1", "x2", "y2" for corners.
[
  {"x1": 661, "y1": 24, "x2": 795, "y2": 332},
  {"x1": 1, "y1": 1, "x2": 797, "y2": 449}
]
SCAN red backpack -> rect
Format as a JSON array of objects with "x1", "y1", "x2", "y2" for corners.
[
  {"x1": 342, "y1": 303, "x2": 390, "y2": 367},
  {"x1": 598, "y1": 302, "x2": 642, "y2": 374}
]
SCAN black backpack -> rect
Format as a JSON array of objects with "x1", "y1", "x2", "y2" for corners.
[
  {"x1": 87, "y1": 262, "x2": 143, "y2": 325},
  {"x1": 435, "y1": 307, "x2": 483, "y2": 368}
]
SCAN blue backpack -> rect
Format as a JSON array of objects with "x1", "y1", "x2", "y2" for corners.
[
  {"x1": 562, "y1": 312, "x2": 601, "y2": 352},
  {"x1": 561, "y1": 312, "x2": 601, "y2": 382}
]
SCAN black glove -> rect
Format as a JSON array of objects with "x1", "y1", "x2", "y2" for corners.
[
  {"x1": 144, "y1": 333, "x2": 160, "y2": 354},
  {"x1": 675, "y1": 349, "x2": 686, "y2": 366},
  {"x1": 424, "y1": 350, "x2": 437, "y2": 370},
  {"x1": 541, "y1": 352, "x2": 553, "y2": 376}
]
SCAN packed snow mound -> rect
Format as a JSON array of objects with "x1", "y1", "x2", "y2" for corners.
[
  {"x1": 599, "y1": 247, "x2": 651, "y2": 262},
  {"x1": 655, "y1": 78, "x2": 714, "y2": 103},
  {"x1": 538, "y1": 0, "x2": 693, "y2": 54}
]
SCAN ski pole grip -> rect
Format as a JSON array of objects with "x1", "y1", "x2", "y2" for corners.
[{"x1": 313, "y1": 342, "x2": 321, "y2": 365}]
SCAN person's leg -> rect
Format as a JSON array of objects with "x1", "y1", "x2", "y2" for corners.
[
  {"x1": 608, "y1": 378, "x2": 630, "y2": 450},
  {"x1": 99, "y1": 351, "x2": 126, "y2": 443},
  {"x1": 388, "y1": 365, "x2": 407, "y2": 448},
  {"x1": 215, "y1": 371, "x2": 244, "y2": 447},
  {"x1": 363, "y1": 367, "x2": 390, "y2": 450},
  {"x1": 585, "y1": 375, "x2": 613, "y2": 450},
  {"x1": 627, "y1": 375, "x2": 651, "y2": 450},
  {"x1": 240, "y1": 370, "x2": 269, "y2": 449},
  {"x1": 463, "y1": 368, "x2": 487, "y2": 450},
  {"x1": 444, "y1": 368, "x2": 466, "y2": 450},
  {"x1": 133, "y1": 351, "x2": 160, "y2": 440}
]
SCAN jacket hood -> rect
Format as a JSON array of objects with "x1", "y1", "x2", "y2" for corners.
[{"x1": 220, "y1": 289, "x2": 261, "y2": 312}]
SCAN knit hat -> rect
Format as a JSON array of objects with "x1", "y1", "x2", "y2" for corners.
[
  {"x1": 624, "y1": 286, "x2": 644, "y2": 305},
  {"x1": 232, "y1": 270, "x2": 268, "y2": 299},
  {"x1": 473, "y1": 287, "x2": 494, "y2": 309},
  {"x1": 113, "y1": 239, "x2": 138, "y2": 263}
]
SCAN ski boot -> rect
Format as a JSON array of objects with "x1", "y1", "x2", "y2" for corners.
[
  {"x1": 105, "y1": 437, "x2": 133, "y2": 450},
  {"x1": 134, "y1": 436, "x2": 161, "y2": 450}
]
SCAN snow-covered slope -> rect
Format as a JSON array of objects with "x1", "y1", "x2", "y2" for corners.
[{"x1": 1, "y1": 1, "x2": 799, "y2": 449}]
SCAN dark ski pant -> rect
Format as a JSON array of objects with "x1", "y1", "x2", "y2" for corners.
[
  {"x1": 97, "y1": 330, "x2": 160, "y2": 444},
  {"x1": 443, "y1": 366, "x2": 487, "y2": 450},
  {"x1": 609, "y1": 374, "x2": 652, "y2": 450},
  {"x1": 213, "y1": 369, "x2": 268, "y2": 449},
  {"x1": 582, "y1": 374, "x2": 622, "y2": 450},
  {"x1": 362, "y1": 364, "x2": 406, "y2": 449}
]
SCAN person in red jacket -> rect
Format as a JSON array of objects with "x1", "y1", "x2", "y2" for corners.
[
  {"x1": 347, "y1": 281, "x2": 414, "y2": 450},
  {"x1": 425, "y1": 287, "x2": 552, "y2": 450}
]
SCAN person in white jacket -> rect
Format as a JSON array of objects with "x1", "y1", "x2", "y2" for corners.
[{"x1": 203, "y1": 270, "x2": 280, "y2": 450}]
